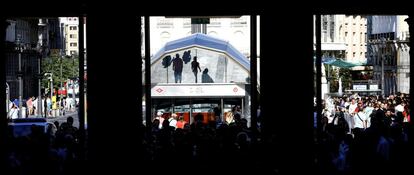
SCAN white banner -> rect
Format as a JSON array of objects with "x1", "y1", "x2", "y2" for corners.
[
  {"x1": 152, "y1": 84, "x2": 246, "y2": 97},
  {"x1": 353, "y1": 84, "x2": 367, "y2": 90},
  {"x1": 369, "y1": 85, "x2": 378, "y2": 90}
]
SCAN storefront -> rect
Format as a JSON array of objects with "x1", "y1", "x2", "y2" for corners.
[{"x1": 144, "y1": 33, "x2": 252, "y2": 125}]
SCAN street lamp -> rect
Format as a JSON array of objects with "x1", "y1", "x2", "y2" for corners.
[
  {"x1": 45, "y1": 72, "x2": 53, "y2": 100},
  {"x1": 60, "y1": 55, "x2": 63, "y2": 109},
  {"x1": 381, "y1": 38, "x2": 386, "y2": 96},
  {"x1": 37, "y1": 18, "x2": 47, "y2": 118},
  {"x1": 15, "y1": 34, "x2": 24, "y2": 118},
  {"x1": 6, "y1": 83, "x2": 9, "y2": 114}
]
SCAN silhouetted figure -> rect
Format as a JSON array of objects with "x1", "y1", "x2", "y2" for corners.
[
  {"x1": 214, "y1": 106, "x2": 221, "y2": 123},
  {"x1": 191, "y1": 56, "x2": 201, "y2": 83},
  {"x1": 162, "y1": 55, "x2": 172, "y2": 68},
  {"x1": 201, "y1": 68, "x2": 214, "y2": 83},
  {"x1": 183, "y1": 50, "x2": 191, "y2": 64},
  {"x1": 172, "y1": 53, "x2": 183, "y2": 83}
]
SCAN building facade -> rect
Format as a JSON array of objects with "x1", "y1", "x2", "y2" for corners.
[
  {"x1": 5, "y1": 18, "x2": 59, "y2": 101},
  {"x1": 314, "y1": 15, "x2": 346, "y2": 97},
  {"x1": 149, "y1": 16, "x2": 251, "y2": 58},
  {"x1": 59, "y1": 17, "x2": 79, "y2": 56},
  {"x1": 367, "y1": 15, "x2": 410, "y2": 95},
  {"x1": 342, "y1": 15, "x2": 367, "y2": 64}
]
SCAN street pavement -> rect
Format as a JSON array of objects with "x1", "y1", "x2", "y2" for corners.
[
  {"x1": 27, "y1": 110, "x2": 80, "y2": 128},
  {"x1": 46, "y1": 110, "x2": 80, "y2": 128}
]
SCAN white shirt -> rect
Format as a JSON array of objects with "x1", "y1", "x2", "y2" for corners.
[
  {"x1": 354, "y1": 111, "x2": 367, "y2": 129},
  {"x1": 349, "y1": 103, "x2": 358, "y2": 114},
  {"x1": 395, "y1": 105, "x2": 404, "y2": 113},
  {"x1": 8, "y1": 108, "x2": 19, "y2": 119},
  {"x1": 169, "y1": 118, "x2": 177, "y2": 128},
  {"x1": 33, "y1": 99, "x2": 38, "y2": 108}
]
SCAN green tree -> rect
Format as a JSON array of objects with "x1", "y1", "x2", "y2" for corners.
[
  {"x1": 339, "y1": 68, "x2": 352, "y2": 91},
  {"x1": 324, "y1": 64, "x2": 339, "y2": 92},
  {"x1": 41, "y1": 56, "x2": 79, "y2": 94}
]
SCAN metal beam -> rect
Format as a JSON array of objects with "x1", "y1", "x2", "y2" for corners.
[
  {"x1": 145, "y1": 16, "x2": 152, "y2": 129},
  {"x1": 78, "y1": 15, "x2": 86, "y2": 161},
  {"x1": 315, "y1": 15, "x2": 322, "y2": 141},
  {"x1": 250, "y1": 15, "x2": 258, "y2": 131}
]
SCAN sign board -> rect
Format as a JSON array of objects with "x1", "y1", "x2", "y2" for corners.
[
  {"x1": 353, "y1": 84, "x2": 367, "y2": 90},
  {"x1": 152, "y1": 84, "x2": 245, "y2": 97},
  {"x1": 369, "y1": 84, "x2": 378, "y2": 90},
  {"x1": 191, "y1": 18, "x2": 210, "y2": 24}
]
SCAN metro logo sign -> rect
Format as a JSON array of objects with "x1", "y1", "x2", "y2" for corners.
[{"x1": 156, "y1": 88, "x2": 164, "y2": 93}]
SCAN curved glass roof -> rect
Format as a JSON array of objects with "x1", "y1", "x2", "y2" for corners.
[{"x1": 151, "y1": 33, "x2": 250, "y2": 72}]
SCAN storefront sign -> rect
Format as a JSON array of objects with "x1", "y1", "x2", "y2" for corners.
[
  {"x1": 152, "y1": 84, "x2": 246, "y2": 97},
  {"x1": 353, "y1": 84, "x2": 367, "y2": 90}
]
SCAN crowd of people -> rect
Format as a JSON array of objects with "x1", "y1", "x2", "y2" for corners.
[
  {"x1": 5, "y1": 105, "x2": 273, "y2": 175},
  {"x1": 5, "y1": 117, "x2": 82, "y2": 175},
  {"x1": 7, "y1": 95, "x2": 77, "y2": 119},
  {"x1": 141, "y1": 110, "x2": 268, "y2": 174},
  {"x1": 315, "y1": 92, "x2": 413, "y2": 175},
  {"x1": 7, "y1": 92, "x2": 413, "y2": 174}
]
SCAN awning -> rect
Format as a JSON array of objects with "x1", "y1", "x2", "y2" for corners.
[
  {"x1": 327, "y1": 59, "x2": 362, "y2": 68},
  {"x1": 314, "y1": 57, "x2": 364, "y2": 68}
]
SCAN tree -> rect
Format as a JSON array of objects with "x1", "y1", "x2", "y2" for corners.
[
  {"x1": 41, "y1": 55, "x2": 79, "y2": 94},
  {"x1": 339, "y1": 68, "x2": 352, "y2": 91}
]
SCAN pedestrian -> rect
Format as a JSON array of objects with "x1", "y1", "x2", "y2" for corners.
[
  {"x1": 8, "y1": 102, "x2": 19, "y2": 119},
  {"x1": 169, "y1": 113, "x2": 178, "y2": 129},
  {"x1": 172, "y1": 53, "x2": 183, "y2": 83},
  {"x1": 176, "y1": 115, "x2": 187, "y2": 129},
  {"x1": 201, "y1": 68, "x2": 214, "y2": 83},
  {"x1": 191, "y1": 56, "x2": 201, "y2": 83}
]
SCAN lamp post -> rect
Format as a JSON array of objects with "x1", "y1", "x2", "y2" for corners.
[
  {"x1": 72, "y1": 55, "x2": 76, "y2": 109},
  {"x1": 38, "y1": 18, "x2": 47, "y2": 118},
  {"x1": 60, "y1": 56, "x2": 63, "y2": 112},
  {"x1": 381, "y1": 38, "x2": 386, "y2": 96},
  {"x1": 37, "y1": 54, "x2": 42, "y2": 118},
  {"x1": 15, "y1": 34, "x2": 24, "y2": 118},
  {"x1": 6, "y1": 83, "x2": 9, "y2": 114},
  {"x1": 45, "y1": 73, "x2": 53, "y2": 100}
]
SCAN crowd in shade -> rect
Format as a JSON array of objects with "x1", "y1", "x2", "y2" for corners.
[
  {"x1": 8, "y1": 91, "x2": 413, "y2": 175},
  {"x1": 5, "y1": 108, "x2": 288, "y2": 175},
  {"x1": 315, "y1": 92, "x2": 414, "y2": 175},
  {"x1": 5, "y1": 117, "x2": 82, "y2": 175}
]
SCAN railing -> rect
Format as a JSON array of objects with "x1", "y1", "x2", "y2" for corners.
[{"x1": 352, "y1": 80, "x2": 379, "y2": 84}]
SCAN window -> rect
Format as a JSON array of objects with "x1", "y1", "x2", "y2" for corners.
[
  {"x1": 353, "y1": 32, "x2": 356, "y2": 43},
  {"x1": 70, "y1": 26, "x2": 77, "y2": 30},
  {"x1": 345, "y1": 32, "x2": 348, "y2": 42},
  {"x1": 353, "y1": 52, "x2": 356, "y2": 58},
  {"x1": 323, "y1": 22, "x2": 327, "y2": 30},
  {"x1": 359, "y1": 32, "x2": 364, "y2": 43},
  {"x1": 70, "y1": 42, "x2": 77, "y2": 47},
  {"x1": 70, "y1": 34, "x2": 77, "y2": 39}
]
